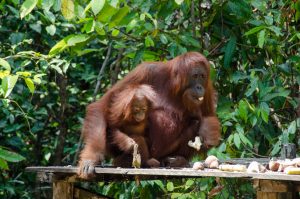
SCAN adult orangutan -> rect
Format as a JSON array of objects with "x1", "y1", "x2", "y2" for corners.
[
  {"x1": 107, "y1": 84, "x2": 160, "y2": 168},
  {"x1": 78, "y1": 52, "x2": 220, "y2": 179}
]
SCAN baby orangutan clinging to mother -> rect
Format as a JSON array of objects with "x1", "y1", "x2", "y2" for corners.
[{"x1": 107, "y1": 84, "x2": 160, "y2": 168}]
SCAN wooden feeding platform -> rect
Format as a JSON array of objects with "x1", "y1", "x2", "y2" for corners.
[{"x1": 26, "y1": 158, "x2": 300, "y2": 199}]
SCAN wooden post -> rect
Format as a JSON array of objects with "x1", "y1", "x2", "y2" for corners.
[
  {"x1": 254, "y1": 179, "x2": 295, "y2": 199},
  {"x1": 53, "y1": 181, "x2": 74, "y2": 199}
]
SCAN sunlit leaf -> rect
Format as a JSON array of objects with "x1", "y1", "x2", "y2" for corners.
[
  {"x1": 0, "y1": 58, "x2": 11, "y2": 71},
  {"x1": 91, "y1": 0, "x2": 105, "y2": 15},
  {"x1": 25, "y1": 78, "x2": 35, "y2": 93},
  {"x1": 167, "y1": 182, "x2": 174, "y2": 192},
  {"x1": 46, "y1": 24, "x2": 56, "y2": 36},
  {"x1": 175, "y1": 0, "x2": 184, "y2": 5},
  {"x1": 2, "y1": 75, "x2": 19, "y2": 98},
  {"x1": 16, "y1": 71, "x2": 31, "y2": 77},
  {"x1": 61, "y1": 0, "x2": 74, "y2": 20},
  {"x1": 20, "y1": 0, "x2": 38, "y2": 19},
  {"x1": 233, "y1": 133, "x2": 241, "y2": 149}
]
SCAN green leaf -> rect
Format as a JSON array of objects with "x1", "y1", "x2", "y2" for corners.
[
  {"x1": 25, "y1": 78, "x2": 35, "y2": 93},
  {"x1": 287, "y1": 121, "x2": 297, "y2": 135},
  {"x1": 0, "y1": 148, "x2": 25, "y2": 162},
  {"x1": 67, "y1": 34, "x2": 89, "y2": 46},
  {"x1": 46, "y1": 25, "x2": 56, "y2": 36},
  {"x1": 224, "y1": 35, "x2": 236, "y2": 68},
  {"x1": 42, "y1": 0, "x2": 54, "y2": 11},
  {"x1": 238, "y1": 130, "x2": 253, "y2": 148},
  {"x1": 238, "y1": 100, "x2": 248, "y2": 122},
  {"x1": 50, "y1": 65, "x2": 63, "y2": 74},
  {"x1": 258, "y1": 30, "x2": 265, "y2": 48},
  {"x1": 109, "y1": 5, "x2": 130, "y2": 28},
  {"x1": 20, "y1": 0, "x2": 38, "y2": 19},
  {"x1": 160, "y1": 34, "x2": 168, "y2": 44},
  {"x1": 175, "y1": 0, "x2": 184, "y2": 5},
  {"x1": 126, "y1": 19, "x2": 137, "y2": 32},
  {"x1": 97, "y1": 2, "x2": 118, "y2": 23},
  {"x1": 259, "y1": 102, "x2": 270, "y2": 123},
  {"x1": 167, "y1": 182, "x2": 174, "y2": 192},
  {"x1": 91, "y1": 0, "x2": 105, "y2": 15},
  {"x1": 33, "y1": 74, "x2": 46, "y2": 84},
  {"x1": 0, "y1": 158, "x2": 8, "y2": 170},
  {"x1": 2, "y1": 75, "x2": 19, "y2": 98},
  {"x1": 185, "y1": 179, "x2": 194, "y2": 190},
  {"x1": 0, "y1": 58, "x2": 11, "y2": 71},
  {"x1": 61, "y1": 0, "x2": 74, "y2": 20},
  {"x1": 145, "y1": 36, "x2": 154, "y2": 47},
  {"x1": 262, "y1": 90, "x2": 290, "y2": 101},
  {"x1": 16, "y1": 71, "x2": 31, "y2": 77},
  {"x1": 49, "y1": 35, "x2": 73, "y2": 56},
  {"x1": 271, "y1": 140, "x2": 281, "y2": 156},
  {"x1": 244, "y1": 26, "x2": 266, "y2": 36},
  {"x1": 233, "y1": 133, "x2": 241, "y2": 149},
  {"x1": 112, "y1": 29, "x2": 119, "y2": 36}
]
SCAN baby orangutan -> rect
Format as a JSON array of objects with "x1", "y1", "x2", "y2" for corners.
[{"x1": 108, "y1": 84, "x2": 160, "y2": 168}]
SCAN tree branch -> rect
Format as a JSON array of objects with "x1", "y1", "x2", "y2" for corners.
[{"x1": 93, "y1": 43, "x2": 113, "y2": 101}]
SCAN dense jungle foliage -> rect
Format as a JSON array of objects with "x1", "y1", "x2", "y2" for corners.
[{"x1": 0, "y1": 0, "x2": 299, "y2": 198}]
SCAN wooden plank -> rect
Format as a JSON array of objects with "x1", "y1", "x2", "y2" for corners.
[
  {"x1": 255, "y1": 180, "x2": 294, "y2": 199},
  {"x1": 26, "y1": 166, "x2": 300, "y2": 182},
  {"x1": 74, "y1": 187, "x2": 109, "y2": 199},
  {"x1": 53, "y1": 181, "x2": 73, "y2": 199}
]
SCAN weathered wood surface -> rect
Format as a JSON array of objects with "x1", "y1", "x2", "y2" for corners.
[{"x1": 26, "y1": 166, "x2": 300, "y2": 182}]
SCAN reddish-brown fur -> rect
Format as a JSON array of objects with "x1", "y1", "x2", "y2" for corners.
[
  {"x1": 107, "y1": 84, "x2": 160, "y2": 167},
  {"x1": 78, "y1": 52, "x2": 220, "y2": 178}
]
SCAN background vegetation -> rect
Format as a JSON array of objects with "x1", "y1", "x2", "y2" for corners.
[{"x1": 0, "y1": 0, "x2": 299, "y2": 198}]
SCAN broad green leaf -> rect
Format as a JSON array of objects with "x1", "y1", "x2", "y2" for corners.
[
  {"x1": 238, "y1": 131, "x2": 253, "y2": 148},
  {"x1": 160, "y1": 34, "x2": 168, "y2": 44},
  {"x1": 233, "y1": 133, "x2": 241, "y2": 149},
  {"x1": 109, "y1": 5, "x2": 130, "y2": 28},
  {"x1": 2, "y1": 75, "x2": 19, "y2": 98},
  {"x1": 245, "y1": 77, "x2": 258, "y2": 97},
  {"x1": 258, "y1": 30, "x2": 265, "y2": 48},
  {"x1": 167, "y1": 182, "x2": 174, "y2": 192},
  {"x1": 91, "y1": 0, "x2": 105, "y2": 15},
  {"x1": 33, "y1": 74, "x2": 46, "y2": 84},
  {"x1": 20, "y1": 0, "x2": 38, "y2": 19},
  {"x1": 185, "y1": 179, "x2": 194, "y2": 190},
  {"x1": 67, "y1": 34, "x2": 89, "y2": 46},
  {"x1": 49, "y1": 35, "x2": 73, "y2": 55},
  {"x1": 46, "y1": 25, "x2": 56, "y2": 36},
  {"x1": 126, "y1": 19, "x2": 137, "y2": 33},
  {"x1": 82, "y1": 19, "x2": 95, "y2": 33},
  {"x1": 0, "y1": 148, "x2": 25, "y2": 162},
  {"x1": 50, "y1": 64, "x2": 63, "y2": 74},
  {"x1": 145, "y1": 36, "x2": 154, "y2": 47},
  {"x1": 262, "y1": 90, "x2": 290, "y2": 101},
  {"x1": 16, "y1": 71, "x2": 31, "y2": 77},
  {"x1": 259, "y1": 102, "x2": 270, "y2": 123},
  {"x1": 97, "y1": 2, "x2": 118, "y2": 23},
  {"x1": 244, "y1": 26, "x2": 266, "y2": 36},
  {"x1": 0, "y1": 58, "x2": 11, "y2": 71},
  {"x1": 271, "y1": 140, "x2": 281, "y2": 156},
  {"x1": 0, "y1": 158, "x2": 8, "y2": 170},
  {"x1": 238, "y1": 100, "x2": 248, "y2": 122},
  {"x1": 112, "y1": 29, "x2": 119, "y2": 36},
  {"x1": 175, "y1": 0, "x2": 184, "y2": 5},
  {"x1": 25, "y1": 78, "x2": 35, "y2": 93},
  {"x1": 61, "y1": 0, "x2": 74, "y2": 20},
  {"x1": 42, "y1": 0, "x2": 54, "y2": 11},
  {"x1": 224, "y1": 35, "x2": 236, "y2": 68}
]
